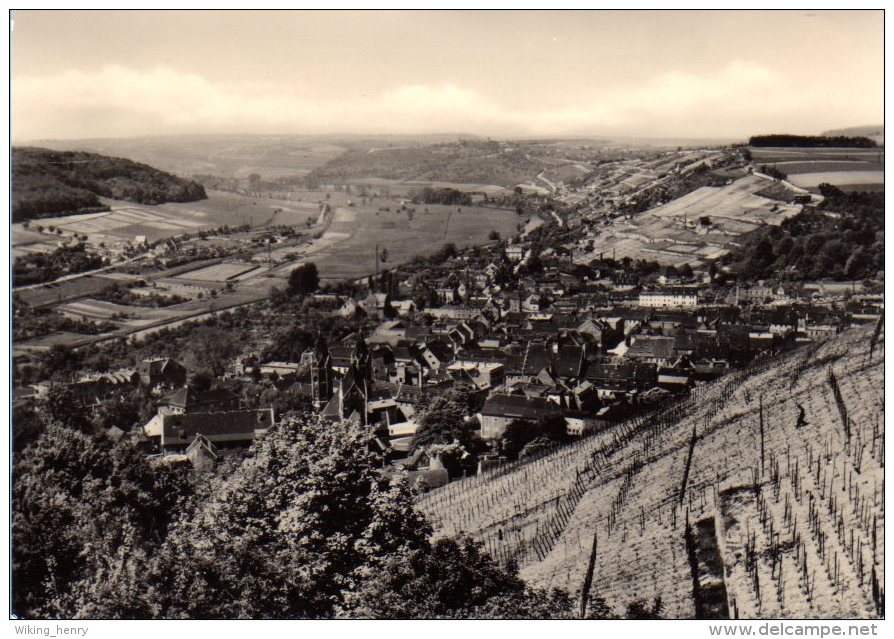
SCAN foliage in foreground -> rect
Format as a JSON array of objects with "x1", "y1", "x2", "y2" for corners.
[{"x1": 12, "y1": 414, "x2": 574, "y2": 619}]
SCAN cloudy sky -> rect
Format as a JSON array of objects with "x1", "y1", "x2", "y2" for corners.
[{"x1": 11, "y1": 10, "x2": 884, "y2": 141}]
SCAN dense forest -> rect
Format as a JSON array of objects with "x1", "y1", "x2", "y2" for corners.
[
  {"x1": 748, "y1": 134, "x2": 878, "y2": 148},
  {"x1": 12, "y1": 147, "x2": 207, "y2": 222},
  {"x1": 725, "y1": 184, "x2": 884, "y2": 281}
]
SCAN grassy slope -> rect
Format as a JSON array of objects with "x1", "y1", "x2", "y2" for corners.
[{"x1": 418, "y1": 325, "x2": 884, "y2": 619}]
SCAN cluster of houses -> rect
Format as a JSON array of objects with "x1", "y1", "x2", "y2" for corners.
[
  {"x1": 219, "y1": 256, "x2": 878, "y2": 484},
  {"x1": 16, "y1": 229, "x2": 883, "y2": 486}
]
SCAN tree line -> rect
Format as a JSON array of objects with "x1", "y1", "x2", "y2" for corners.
[
  {"x1": 748, "y1": 135, "x2": 877, "y2": 148},
  {"x1": 725, "y1": 184, "x2": 883, "y2": 282}
]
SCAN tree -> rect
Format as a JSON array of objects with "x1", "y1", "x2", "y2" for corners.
[
  {"x1": 412, "y1": 384, "x2": 478, "y2": 452},
  {"x1": 12, "y1": 423, "x2": 193, "y2": 618},
  {"x1": 38, "y1": 343, "x2": 83, "y2": 380},
  {"x1": 519, "y1": 434, "x2": 556, "y2": 460},
  {"x1": 187, "y1": 326, "x2": 238, "y2": 378},
  {"x1": 626, "y1": 596, "x2": 663, "y2": 619},
  {"x1": 382, "y1": 294, "x2": 398, "y2": 319},
  {"x1": 585, "y1": 593, "x2": 618, "y2": 619},
  {"x1": 288, "y1": 262, "x2": 320, "y2": 296},
  {"x1": 488, "y1": 230, "x2": 500, "y2": 241},
  {"x1": 146, "y1": 415, "x2": 432, "y2": 618},
  {"x1": 439, "y1": 243, "x2": 457, "y2": 260},
  {"x1": 339, "y1": 535, "x2": 573, "y2": 619},
  {"x1": 41, "y1": 384, "x2": 93, "y2": 434},
  {"x1": 501, "y1": 419, "x2": 538, "y2": 460},
  {"x1": 91, "y1": 395, "x2": 142, "y2": 432}
]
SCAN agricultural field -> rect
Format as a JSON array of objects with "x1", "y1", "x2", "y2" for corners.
[
  {"x1": 647, "y1": 174, "x2": 804, "y2": 224},
  {"x1": 750, "y1": 147, "x2": 884, "y2": 193},
  {"x1": 56, "y1": 298, "x2": 196, "y2": 327},
  {"x1": 277, "y1": 203, "x2": 523, "y2": 281},
  {"x1": 787, "y1": 172, "x2": 885, "y2": 190},
  {"x1": 576, "y1": 173, "x2": 806, "y2": 268},
  {"x1": 11, "y1": 190, "x2": 331, "y2": 256},
  {"x1": 14, "y1": 274, "x2": 124, "y2": 307},
  {"x1": 174, "y1": 261, "x2": 260, "y2": 282},
  {"x1": 418, "y1": 325, "x2": 884, "y2": 619}
]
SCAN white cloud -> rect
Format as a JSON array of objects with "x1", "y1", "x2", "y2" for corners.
[{"x1": 12, "y1": 61, "x2": 873, "y2": 141}]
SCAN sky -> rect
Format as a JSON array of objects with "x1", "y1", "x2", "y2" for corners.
[{"x1": 10, "y1": 9, "x2": 884, "y2": 141}]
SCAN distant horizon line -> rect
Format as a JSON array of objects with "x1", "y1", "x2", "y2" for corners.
[
  {"x1": 15, "y1": 126, "x2": 883, "y2": 145},
  {"x1": 13, "y1": 125, "x2": 884, "y2": 150}
]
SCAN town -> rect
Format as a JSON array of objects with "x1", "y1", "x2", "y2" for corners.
[
  {"x1": 12, "y1": 152, "x2": 883, "y2": 491},
  {"x1": 10, "y1": 9, "x2": 885, "y2": 623}
]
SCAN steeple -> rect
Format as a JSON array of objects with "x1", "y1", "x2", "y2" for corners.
[
  {"x1": 351, "y1": 337, "x2": 372, "y2": 387},
  {"x1": 309, "y1": 333, "x2": 332, "y2": 410}
]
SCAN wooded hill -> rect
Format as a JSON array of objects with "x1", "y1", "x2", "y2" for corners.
[
  {"x1": 12, "y1": 147, "x2": 207, "y2": 222},
  {"x1": 749, "y1": 135, "x2": 877, "y2": 148}
]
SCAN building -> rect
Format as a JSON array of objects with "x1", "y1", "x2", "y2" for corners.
[
  {"x1": 638, "y1": 288, "x2": 698, "y2": 308},
  {"x1": 478, "y1": 394, "x2": 560, "y2": 440},
  {"x1": 66, "y1": 369, "x2": 140, "y2": 407},
  {"x1": 143, "y1": 408, "x2": 274, "y2": 453},
  {"x1": 160, "y1": 386, "x2": 241, "y2": 414},
  {"x1": 303, "y1": 335, "x2": 333, "y2": 410},
  {"x1": 626, "y1": 335, "x2": 677, "y2": 366},
  {"x1": 137, "y1": 357, "x2": 187, "y2": 389}
]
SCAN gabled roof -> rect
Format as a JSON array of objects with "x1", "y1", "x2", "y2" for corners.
[
  {"x1": 552, "y1": 344, "x2": 585, "y2": 378},
  {"x1": 586, "y1": 362, "x2": 657, "y2": 384},
  {"x1": 480, "y1": 394, "x2": 559, "y2": 421},
  {"x1": 164, "y1": 386, "x2": 239, "y2": 410},
  {"x1": 627, "y1": 336, "x2": 676, "y2": 361},
  {"x1": 155, "y1": 409, "x2": 273, "y2": 445}
]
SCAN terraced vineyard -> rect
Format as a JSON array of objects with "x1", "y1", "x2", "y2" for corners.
[{"x1": 417, "y1": 325, "x2": 884, "y2": 619}]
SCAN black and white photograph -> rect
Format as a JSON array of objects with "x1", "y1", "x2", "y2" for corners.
[{"x1": 7, "y1": 6, "x2": 887, "y2": 629}]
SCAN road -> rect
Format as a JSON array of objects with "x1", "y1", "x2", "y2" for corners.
[{"x1": 536, "y1": 171, "x2": 558, "y2": 193}]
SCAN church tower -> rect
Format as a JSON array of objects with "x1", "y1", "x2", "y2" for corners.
[
  {"x1": 308, "y1": 333, "x2": 332, "y2": 410},
  {"x1": 351, "y1": 337, "x2": 373, "y2": 388}
]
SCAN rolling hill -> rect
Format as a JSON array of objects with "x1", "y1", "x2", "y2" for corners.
[
  {"x1": 822, "y1": 126, "x2": 884, "y2": 146},
  {"x1": 12, "y1": 147, "x2": 207, "y2": 222},
  {"x1": 418, "y1": 324, "x2": 884, "y2": 619},
  {"x1": 305, "y1": 140, "x2": 545, "y2": 188}
]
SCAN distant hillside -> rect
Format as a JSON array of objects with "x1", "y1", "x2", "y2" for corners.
[
  {"x1": 822, "y1": 125, "x2": 884, "y2": 146},
  {"x1": 12, "y1": 147, "x2": 207, "y2": 222},
  {"x1": 306, "y1": 140, "x2": 544, "y2": 187}
]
